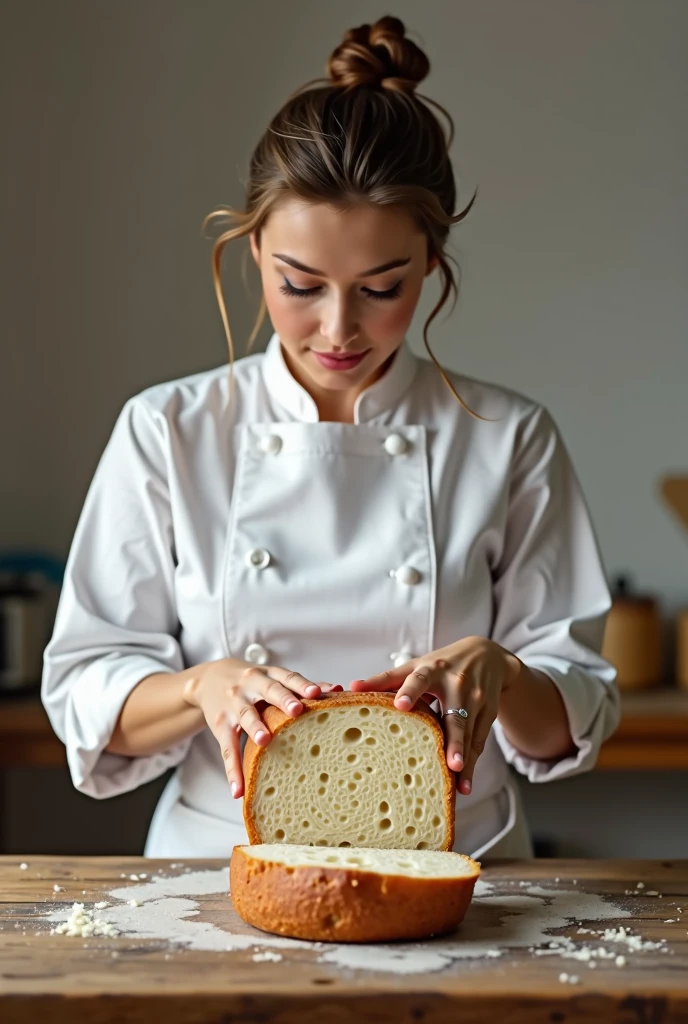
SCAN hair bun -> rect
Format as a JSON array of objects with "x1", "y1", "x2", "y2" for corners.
[{"x1": 327, "y1": 16, "x2": 429, "y2": 93}]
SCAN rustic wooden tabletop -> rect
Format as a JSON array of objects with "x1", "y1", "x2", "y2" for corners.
[{"x1": 1, "y1": 856, "x2": 687, "y2": 1023}]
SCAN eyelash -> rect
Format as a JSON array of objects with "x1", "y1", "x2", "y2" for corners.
[{"x1": 279, "y1": 279, "x2": 403, "y2": 302}]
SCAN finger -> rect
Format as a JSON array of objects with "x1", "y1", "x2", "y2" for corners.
[
  {"x1": 241, "y1": 668, "x2": 308, "y2": 719},
  {"x1": 270, "y1": 668, "x2": 330, "y2": 700},
  {"x1": 395, "y1": 658, "x2": 449, "y2": 711},
  {"x1": 349, "y1": 670, "x2": 405, "y2": 692},
  {"x1": 215, "y1": 710, "x2": 244, "y2": 798},
  {"x1": 457, "y1": 708, "x2": 494, "y2": 796},
  {"x1": 443, "y1": 708, "x2": 469, "y2": 773}
]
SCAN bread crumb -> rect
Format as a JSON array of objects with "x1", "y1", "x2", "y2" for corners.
[
  {"x1": 636, "y1": 882, "x2": 645, "y2": 889},
  {"x1": 350, "y1": 879, "x2": 359, "y2": 887},
  {"x1": 615, "y1": 955, "x2": 626, "y2": 967},
  {"x1": 53, "y1": 885, "x2": 65, "y2": 893},
  {"x1": 129, "y1": 874, "x2": 139, "y2": 881},
  {"x1": 19, "y1": 863, "x2": 28, "y2": 870},
  {"x1": 559, "y1": 972, "x2": 569, "y2": 982},
  {"x1": 129, "y1": 899, "x2": 141, "y2": 907},
  {"x1": 647, "y1": 890, "x2": 659, "y2": 896},
  {"x1": 94, "y1": 901, "x2": 108, "y2": 910}
]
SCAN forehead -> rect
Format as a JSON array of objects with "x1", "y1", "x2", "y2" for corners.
[{"x1": 263, "y1": 198, "x2": 423, "y2": 265}]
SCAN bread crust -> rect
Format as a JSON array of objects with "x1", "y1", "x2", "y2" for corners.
[
  {"x1": 243, "y1": 691, "x2": 455, "y2": 850},
  {"x1": 230, "y1": 844, "x2": 480, "y2": 942}
]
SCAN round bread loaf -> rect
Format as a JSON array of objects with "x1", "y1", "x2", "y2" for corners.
[{"x1": 230, "y1": 843, "x2": 480, "y2": 942}]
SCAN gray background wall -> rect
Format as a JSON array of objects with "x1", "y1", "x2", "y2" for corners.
[{"x1": 2, "y1": 0, "x2": 687, "y2": 857}]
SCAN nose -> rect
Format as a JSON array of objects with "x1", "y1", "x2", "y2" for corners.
[{"x1": 319, "y1": 295, "x2": 360, "y2": 350}]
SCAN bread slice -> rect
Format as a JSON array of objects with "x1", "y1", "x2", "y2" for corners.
[
  {"x1": 230, "y1": 843, "x2": 480, "y2": 942},
  {"x1": 243, "y1": 692, "x2": 455, "y2": 851}
]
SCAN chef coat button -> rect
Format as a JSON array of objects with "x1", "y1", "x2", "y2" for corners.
[
  {"x1": 258, "y1": 434, "x2": 282, "y2": 455},
  {"x1": 392, "y1": 565, "x2": 422, "y2": 586},
  {"x1": 244, "y1": 643, "x2": 269, "y2": 665},
  {"x1": 383, "y1": 433, "x2": 410, "y2": 456},
  {"x1": 245, "y1": 547, "x2": 271, "y2": 570},
  {"x1": 390, "y1": 651, "x2": 413, "y2": 667}
]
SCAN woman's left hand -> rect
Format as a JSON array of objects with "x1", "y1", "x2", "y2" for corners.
[{"x1": 349, "y1": 637, "x2": 521, "y2": 796}]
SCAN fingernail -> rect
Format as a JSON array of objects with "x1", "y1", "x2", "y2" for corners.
[
  {"x1": 396, "y1": 695, "x2": 412, "y2": 709},
  {"x1": 286, "y1": 700, "x2": 300, "y2": 711},
  {"x1": 231, "y1": 782, "x2": 238, "y2": 797},
  {"x1": 462, "y1": 780, "x2": 472, "y2": 795},
  {"x1": 306, "y1": 685, "x2": 320, "y2": 695},
  {"x1": 254, "y1": 730, "x2": 268, "y2": 743},
  {"x1": 350, "y1": 679, "x2": 364, "y2": 686},
  {"x1": 330, "y1": 685, "x2": 344, "y2": 692},
  {"x1": 452, "y1": 753, "x2": 463, "y2": 768}
]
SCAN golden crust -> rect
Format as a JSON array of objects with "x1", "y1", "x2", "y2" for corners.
[
  {"x1": 229, "y1": 845, "x2": 480, "y2": 942},
  {"x1": 242, "y1": 691, "x2": 455, "y2": 850}
]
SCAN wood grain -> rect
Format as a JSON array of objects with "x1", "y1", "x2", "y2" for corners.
[{"x1": 1, "y1": 857, "x2": 687, "y2": 1023}]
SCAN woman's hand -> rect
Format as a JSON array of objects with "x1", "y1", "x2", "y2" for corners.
[
  {"x1": 350, "y1": 637, "x2": 521, "y2": 796},
  {"x1": 182, "y1": 658, "x2": 342, "y2": 799}
]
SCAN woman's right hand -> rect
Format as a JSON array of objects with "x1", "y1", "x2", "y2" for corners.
[{"x1": 181, "y1": 658, "x2": 342, "y2": 799}]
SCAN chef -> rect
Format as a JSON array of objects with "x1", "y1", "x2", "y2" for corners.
[{"x1": 41, "y1": 19, "x2": 619, "y2": 861}]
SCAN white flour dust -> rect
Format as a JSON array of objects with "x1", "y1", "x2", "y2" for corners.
[{"x1": 42, "y1": 868, "x2": 636, "y2": 976}]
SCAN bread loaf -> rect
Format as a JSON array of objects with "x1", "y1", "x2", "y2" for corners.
[
  {"x1": 242, "y1": 692, "x2": 455, "y2": 851},
  {"x1": 230, "y1": 843, "x2": 480, "y2": 942}
]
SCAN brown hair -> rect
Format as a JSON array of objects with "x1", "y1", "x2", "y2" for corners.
[{"x1": 202, "y1": 15, "x2": 477, "y2": 413}]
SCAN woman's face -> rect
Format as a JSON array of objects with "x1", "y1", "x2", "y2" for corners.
[{"x1": 250, "y1": 198, "x2": 438, "y2": 420}]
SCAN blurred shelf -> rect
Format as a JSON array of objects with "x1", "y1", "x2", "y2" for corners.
[
  {"x1": 0, "y1": 689, "x2": 687, "y2": 770},
  {"x1": 596, "y1": 687, "x2": 688, "y2": 770}
]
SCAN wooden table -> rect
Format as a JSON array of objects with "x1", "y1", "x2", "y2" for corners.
[
  {"x1": 2, "y1": 688, "x2": 688, "y2": 770},
  {"x1": 1, "y1": 856, "x2": 687, "y2": 1022}
]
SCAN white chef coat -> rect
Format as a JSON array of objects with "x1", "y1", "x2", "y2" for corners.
[{"x1": 41, "y1": 331, "x2": 620, "y2": 861}]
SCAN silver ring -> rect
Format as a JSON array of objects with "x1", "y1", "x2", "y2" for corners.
[{"x1": 443, "y1": 707, "x2": 468, "y2": 720}]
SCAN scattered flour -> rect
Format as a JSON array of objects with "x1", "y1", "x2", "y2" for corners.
[{"x1": 41, "y1": 869, "x2": 664, "y2": 976}]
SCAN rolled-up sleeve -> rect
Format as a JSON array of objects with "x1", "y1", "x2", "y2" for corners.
[
  {"x1": 42, "y1": 396, "x2": 193, "y2": 799},
  {"x1": 490, "y1": 404, "x2": 620, "y2": 782}
]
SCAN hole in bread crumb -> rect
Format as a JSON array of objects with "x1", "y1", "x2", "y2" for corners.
[
  {"x1": 379, "y1": 801, "x2": 390, "y2": 813},
  {"x1": 289, "y1": 734, "x2": 295, "y2": 741},
  {"x1": 416, "y1": 841, "x2": 429, "y2": 849},
  {"x1": 351, "y1": 800, "x2": 359, "y2": 808},
  {"x1": 347, "y1": 782, "x2": 356, "y2": 791},
  {"x1": 365, "y1": 766, "x2": 373, "y2": 773},
  {"x1": 422, "y1": 733, "x2": 430, "y2": 742},
  {"x1": 338, "y1": 841, "x2": 351, "y2": 848},
  {"x1": 310, "y1": 745, "x2": 320, "y2": 757},
  {"x1": 414, "y1": 808, "x2": 423, "y2": 819},
  {"x1": 346, "y1": 858, "x2": 363, "y2": 865},
  {"x1": 315, "y1": 840, "x2": 328, "y2": 846},
  {"x1": 399, "y1": 737, "x2": 407, "y2": 744},
  {"x1": 405, "y1": 826, "x2": 416, "y2": 836},
  {"x1": 319, "y1": 772, "x2": 329, "y2": 782},
  {"x1": 302, "y1": 821, "x2": 310, "y2": 828},
  {"x1": 408, "y1": 757, "x2": 417, "y2": 767},
  {"x1": 357, "y1": 834, "x2": 366, "y2": 842},
  {"x1": 415, "y1": 774, "x2": 423, "y2": 786},
  {"x1": 353, "y1": 771, "x2": 362, "y2": 780},
  {"x1": 429, "y1": 787, "x2": 436, "y2": 797},
  {"x1": 318, "y1": 787, "x2": 326, "y2": 796},
  {"x1": 334, "y1": 803, "x2": 341, "y2": 810},
  {"x1": 325, "y1": 856, "x2": 339, "y2": 863},
  {"x1": 285, "y1": 816, "x2": 292, "y2": 824},
  {"x1": 275, "y1": 829, "x2": 285, "y2": 840},
  {"x1": 346, "y1": 754, "x2": 357, "y2": 763},
  {"x1": 365, "y1": 737, "x2": 377, "y2": 746},
  {"x1": 265, "y1": 786, "x2": 275, "y2": 796},
  {"x1": 298, "y1": 774, "x2": 306, "y2": 783},
  {"x1": 391, "y1": 781, "x2": 399, "y2": 790},
  {"x1": 359, "y1": 707, "x2": 370, "y2": 717},
  {"x1": 317, "y1": 712, "x2": 329, "y2": 723},
  {"x1": 403, "y1": 774, "x2": 413, "y2": 786},
  {"x1": 389, "y1": 723, "x2": 401, "y2": 734},
  {"x1": 339, "y1": 815, "x2": 348, "y2": 822},
  {"x1": 432, "y1": 815, "x2": 441, "y2": 827},
  {"x1": 343, "y1": 728, "x2": 362, "y2": 744},
  {"x1": 379, "y1": 818, "x2": 392, "y2": 831}
]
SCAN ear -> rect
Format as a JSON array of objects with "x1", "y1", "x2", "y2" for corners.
[
  {"x1": 249, "y1": 231, "x2": 261, "y2": 267},
  {"x1": 425, "y1": 252, "x2": 439, "y2": 277}
]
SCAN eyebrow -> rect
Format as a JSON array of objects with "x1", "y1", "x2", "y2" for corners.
[{"x1": 272, "y1": 254, "x2": 412, "y2": 278}]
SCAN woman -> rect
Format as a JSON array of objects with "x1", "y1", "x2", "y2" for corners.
[{"x1": 42, "y1": 16, "x2": 619, "y2": 860}]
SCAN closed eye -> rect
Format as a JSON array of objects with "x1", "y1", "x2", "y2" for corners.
[{"x1": 279, "y1": 279, "x2": 403, "y2": 302}]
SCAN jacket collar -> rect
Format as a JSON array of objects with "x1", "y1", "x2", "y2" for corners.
[{"x1": 261, "y1": 332, "x2": 420, "y2": 423}]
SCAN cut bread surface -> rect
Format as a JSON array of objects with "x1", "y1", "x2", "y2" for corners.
[
  {"x1": 243, "y1": 693, "x2": 454, "y2": 851},
  {"x1": 230, "y1": 842, "x2": 480, "y2": 942},
  {"x1": 241, "y1": 843, "x2": 477, "y2": 878}
]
